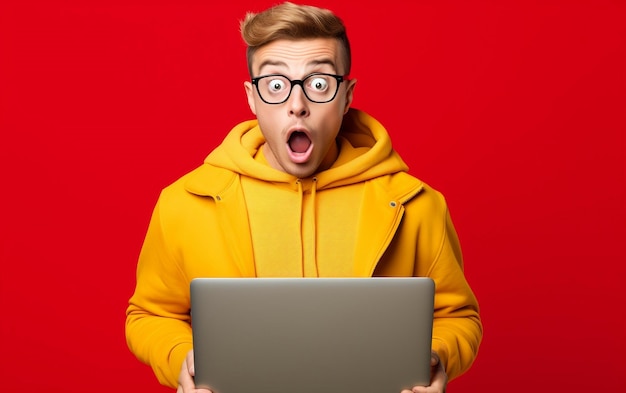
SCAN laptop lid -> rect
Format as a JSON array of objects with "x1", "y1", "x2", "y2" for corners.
[{"x1": 190, "y1": 277, "x2": 435, "y2": 393}]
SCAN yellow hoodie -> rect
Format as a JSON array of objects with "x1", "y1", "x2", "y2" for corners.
[{"x1": 126, "y1": 108, "x2": 482, "y2": 388}]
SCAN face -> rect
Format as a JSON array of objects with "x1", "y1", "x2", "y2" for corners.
[{"x1": 244, "y1": 38, "x2": 357, "y2": 178}]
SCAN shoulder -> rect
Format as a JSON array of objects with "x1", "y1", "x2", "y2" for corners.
[
  {"x1": 382, "y1": 173, "x2": 451, "y2": 227},
  {"x1": 158, "y1": 163, "x2": 237, "y2": 199},
  {"x1": 149, "y1": 164, "x2": 237, "y2": 225},
  {"x1": 375, "y1": 172, "x2": 447, "y2": 207}
]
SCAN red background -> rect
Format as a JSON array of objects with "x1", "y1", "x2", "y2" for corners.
[{"x1": 1, "y1": 1, "x2": 625, "y2": 392}]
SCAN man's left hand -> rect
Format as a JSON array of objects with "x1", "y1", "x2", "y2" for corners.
[{"x1": 401, "y1": 351, "x2": 447, "y2": 393}]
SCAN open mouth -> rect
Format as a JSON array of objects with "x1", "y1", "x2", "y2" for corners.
[{"x1": 288, "y1": 131, "x2": 312, "y2": 154}]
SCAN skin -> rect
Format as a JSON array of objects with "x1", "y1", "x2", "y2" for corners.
[
  {"x1": 244, "y1": 38, "x2": 356, "y2": 179},
  {"x1": 403, "y1": 353, "x2": 448, "y2": 393},
  {"x1": 177, "y1": 351, "x2": 210, "y2": 393},
  {"x1": 176, "y1": 37, "x2": 448, "y2": 393}
]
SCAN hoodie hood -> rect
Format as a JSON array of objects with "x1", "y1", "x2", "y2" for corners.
[{"x1": 204, "y1": 108, "x2": 409, "y2": 190}]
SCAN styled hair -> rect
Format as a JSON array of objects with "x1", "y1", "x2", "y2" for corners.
[{"x1": 240, "y1": 2, "x2": 351, "y2": 76}]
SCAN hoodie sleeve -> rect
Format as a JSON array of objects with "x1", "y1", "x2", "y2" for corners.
[
  {"x1": 125, "y1": 195, "x2": 193, "y2": 388},
  {"x1": 427, "y1": 204, "x2": 483, "y2": 381}
]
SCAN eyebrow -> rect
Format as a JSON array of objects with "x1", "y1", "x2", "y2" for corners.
[{"x1": 257, "y1": 59, "x2": 338, "y2": 75}]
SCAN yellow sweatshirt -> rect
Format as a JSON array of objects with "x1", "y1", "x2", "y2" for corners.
[{"x1": 125, "y1": 108, "x2": 482, "y2": 388}]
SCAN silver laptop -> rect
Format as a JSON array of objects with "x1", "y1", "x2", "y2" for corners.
[{"x1": 190, "y1": 277, "x2": 435, "y2": 393}]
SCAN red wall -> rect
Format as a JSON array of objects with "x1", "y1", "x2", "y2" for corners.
[{"x1": 1, "y1": 1, "x2": 624, "y2": 392}]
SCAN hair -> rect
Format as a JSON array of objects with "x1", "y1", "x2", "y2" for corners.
[{"x1": 240, "y1": 2, "x2": 351, "y2": 76}]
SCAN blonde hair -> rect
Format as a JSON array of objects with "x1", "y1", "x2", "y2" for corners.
[{"x1": 240, "y1": 2, "x2": 351, "y2": 75}]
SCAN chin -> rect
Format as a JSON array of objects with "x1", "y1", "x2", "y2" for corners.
[{"x1": 286, "y1": 164, "x2": 318, "y2": 179}]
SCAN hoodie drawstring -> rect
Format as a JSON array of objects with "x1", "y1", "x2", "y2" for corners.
[{"x1": 297, "y1": 177, "x2": 319, "y2": 277}]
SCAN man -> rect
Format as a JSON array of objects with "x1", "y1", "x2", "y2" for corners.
[{"x1": 125, "y1": 2, "x2": 482, "y2": 393}]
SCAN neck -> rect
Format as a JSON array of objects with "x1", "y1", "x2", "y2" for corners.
[{"x1": 317, "y1": 139, "x2": 340, "y2": 173}]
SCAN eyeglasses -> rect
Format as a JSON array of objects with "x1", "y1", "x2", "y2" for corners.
[{"x1": 251, "y1": 73, "x2": 347, "y2": 104}]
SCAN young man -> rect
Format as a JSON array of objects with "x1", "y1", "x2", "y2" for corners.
[{"x1": 126, "y1": 2, "x2": 482, "y2": 393}]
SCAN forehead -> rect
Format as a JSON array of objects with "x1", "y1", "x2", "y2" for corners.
[{"x1": 251, "y1": 38, "x2": 344, "y2": 76}]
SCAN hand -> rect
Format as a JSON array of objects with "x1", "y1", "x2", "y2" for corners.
[
  {"x1": 401, "y1": 351, "x2": 448, "y2": 393},
  {"x1": 176, "y1": 349, "x2": 213, "y2": 393}
]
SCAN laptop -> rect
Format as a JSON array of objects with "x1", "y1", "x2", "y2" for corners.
[{"x1": 190, "y1": 277, "x2": 435, "y2": 393}]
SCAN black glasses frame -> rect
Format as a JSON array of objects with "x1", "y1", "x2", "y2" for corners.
[{"x1": 251, "y1": 73, "x2": 346, "y2": 104}]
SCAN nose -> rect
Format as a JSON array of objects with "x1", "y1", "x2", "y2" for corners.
[{"x1": 287, "y1": 84, "x2": 309, "y2": 117}]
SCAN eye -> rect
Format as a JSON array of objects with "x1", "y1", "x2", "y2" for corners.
[
  {"x1": 308, "y1": 76, "x2": 329, "y2": 92},
  {"x1": 267, "y1": 78, "x2": 287, "y2": 92}
]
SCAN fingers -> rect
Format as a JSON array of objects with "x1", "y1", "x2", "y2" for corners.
[
  {"x1": 406, "y1": 384, "x2": 444, "y2": 393},
  {"x1": 177, "y1": 351, "x2": 197, "y2": 392},
  {"x1": 413, "y1": 384, "x2": 437, "y2": 393},
  {"x1": 186, "y1": 349, "x2": 196, "y2": 377},
  {"x1": 430, "y1": 351, "x2": 440, "y2": 367},
  {"x1": 404, "y1": 352, "x2": 447, "y2": 393},
  {"x1": 177, "y1": 350, "x2": 215, "y2": 393}
]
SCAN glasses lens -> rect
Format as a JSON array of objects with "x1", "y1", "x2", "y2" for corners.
[
  {"x1": 256, "y1": 75, "x2": 291, "y2": 104},
  {"x1": 303, "y1": 74, "x2": 338, "y2": 103},
  {"x1": 255, "y1": 74, "x2": 340, "y2": 104}
]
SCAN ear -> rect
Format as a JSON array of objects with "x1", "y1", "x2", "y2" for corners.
[
  {"x1": 244, "y1": 81, "x2": 257, "y2": 115},
  {"x1": 342, "y1": 78, "x2": 357, "y2": 115}
]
